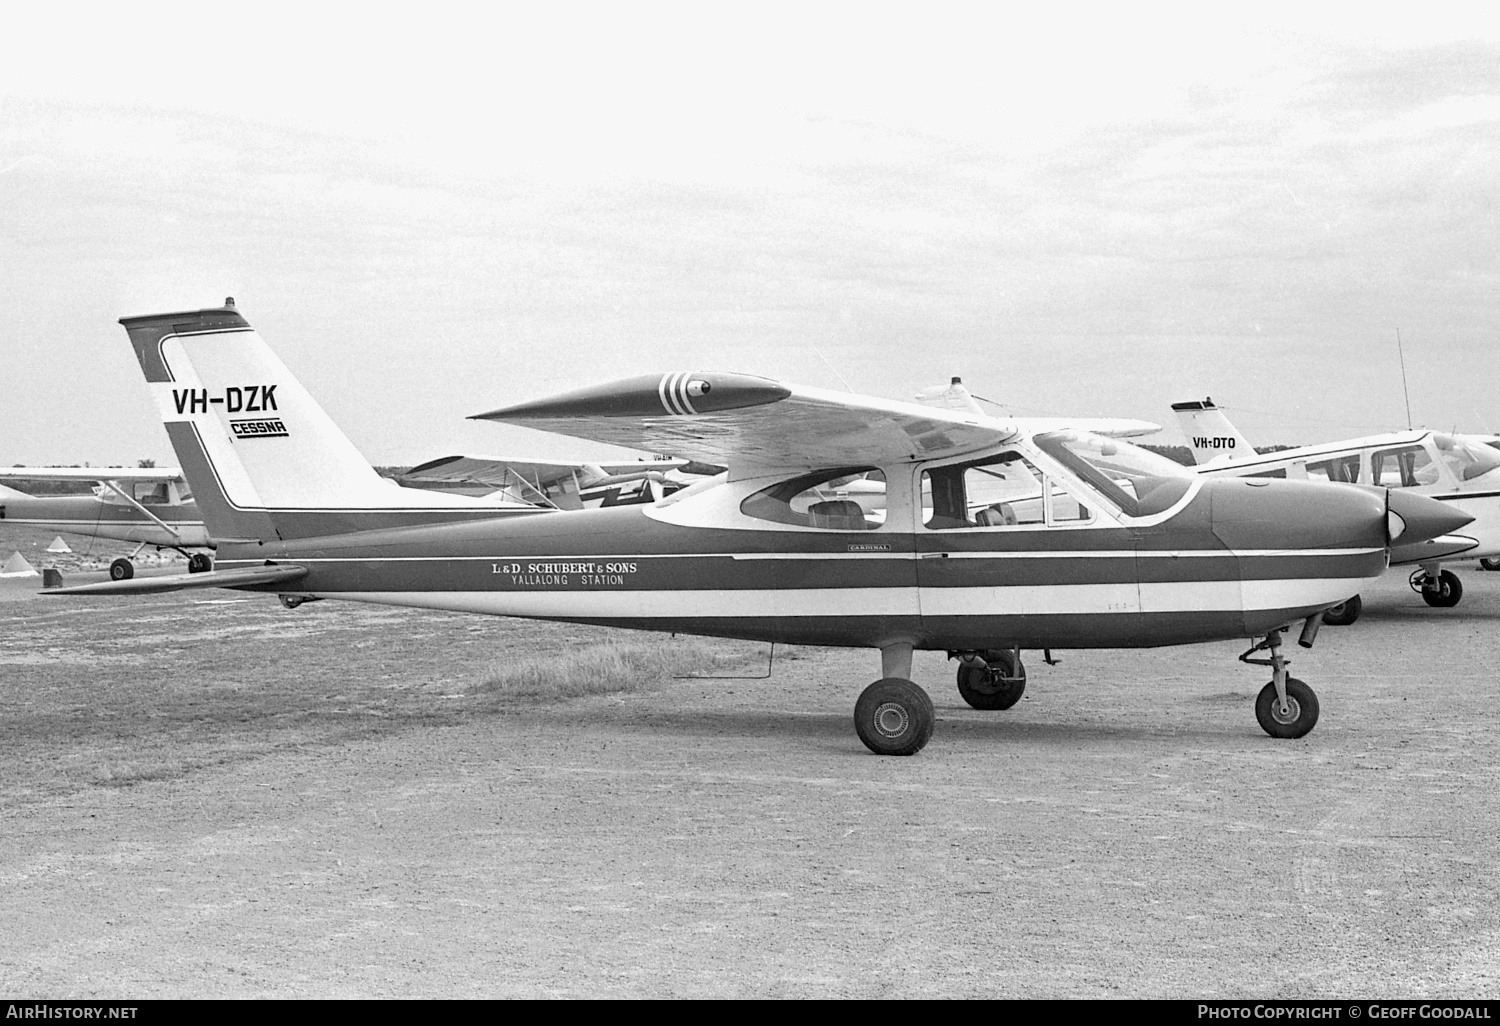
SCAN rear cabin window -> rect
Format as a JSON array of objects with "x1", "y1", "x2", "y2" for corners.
[
  {"x1": 740, "y1": 469, "x2": 885, "y2": 530},
  {"x1": 1303, "y1": 455, "x2": 1361, "y2": 483}
]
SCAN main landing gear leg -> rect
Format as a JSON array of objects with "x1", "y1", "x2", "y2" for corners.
[
  {"x1": 109, "y1": 541, "x2": 152, "y2": 581},
  {"x1": 854, "y1": 644, "x2": 934, "y2": 757},
  {"x1": 1240, "y1": 629, "x2": 1320, "y2": 739}
]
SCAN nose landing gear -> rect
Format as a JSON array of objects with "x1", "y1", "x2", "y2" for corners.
[
  {"x1": 1240, "y1": 629, "x2": 1320, "y2": 739},
  {"x1": 952, "y1": 648, "x2": 1027, "y2": 710},
  {"x1": 1411, "y1": 566, "x2": 1463, "y2": 608}
]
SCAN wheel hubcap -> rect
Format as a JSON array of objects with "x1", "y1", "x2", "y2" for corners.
[
  {"x1": 1272, "y1": 697, "x2": 1302, "y2": 725},
  {"x1": 873, "y1": 702, "x2": 910, "y2": 738}
]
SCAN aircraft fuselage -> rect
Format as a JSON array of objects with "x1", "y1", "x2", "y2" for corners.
[
  {"x1": 224, "y1": 470, "x2": 1393, "y2": 653},
  {"x1": 0, "y1": 493, "x2": 210, "y2": 548}
]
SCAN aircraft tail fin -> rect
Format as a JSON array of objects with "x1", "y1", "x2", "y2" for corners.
[
  {"x1": 119, "y1": 299, "x2": 517, "y2": 543},
  {"x1": 1170, "y1": 397, "x2": 1255, "y2": 465}
]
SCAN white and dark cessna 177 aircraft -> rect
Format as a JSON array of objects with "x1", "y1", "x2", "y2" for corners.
[{"x1": 50, "y1": 302, "x2": 1472, "y2": 755}]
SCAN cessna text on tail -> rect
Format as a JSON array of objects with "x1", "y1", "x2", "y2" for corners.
[{"x1": 52, "y1": 302, "x2": 1472, "y2": 756}]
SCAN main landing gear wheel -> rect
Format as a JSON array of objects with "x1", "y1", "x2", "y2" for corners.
[
  {"x1": 1321, "y1": 595, "x2": 1362, "y2": 627},
  {"x1": 187, "y1": 553, "x2": 213, "y2": 574},
  {"x1": 956, "y1": 650, "x2": 1027, "y2": 710},
  {"x1": 1481, "y1": 558, "x2": 1500, "y2": 572},
  {"x1": 1255, "y1": 677, "x2": 1319, "y2": 739},
  {"x1": 108, "y1": 558, "x2": 134, "y2": 581},
  {"x1": 854, "y1": 678, "x2": 934, "y2": 756},
  {"x1": 1412, "y1": 568, "x2": 1463, "y2": 608}
]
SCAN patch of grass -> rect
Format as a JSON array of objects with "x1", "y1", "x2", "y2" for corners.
[
  {"x1": 92, "y1": 760, "x2": 194, "y2": 787},
  {"x1": 478, "y1": 639, "x2": 759, "y2": 702}
]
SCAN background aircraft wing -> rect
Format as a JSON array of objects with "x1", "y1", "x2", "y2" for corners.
[
  {"x1": 473, "y1": 372, "x2": 1014, "y2": 470},
  {"x1": 0, "y1": 467, "x2": 185, "y2": 484},
  {"x1": 403, "y1": 454, "x2": 687, "y2": 489},
  {"x1": 1024, "y1": 418, "x2": 1161, "y2": 439}
]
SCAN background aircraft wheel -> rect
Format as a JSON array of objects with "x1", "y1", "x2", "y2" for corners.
[
  {"x1": 1421, "y1": 570, "x2": 1463, "y2": 608},
  {"x1": 187, "y1": 553, "x2": 213, "y2": 574},
  {"x1": 109, "y1": 558, "x2": 134, "y2": 582},
  {"x1": 854, "y1": 678, "x2": 934, "y2": 756},
  {"x1": 1255, "y1": 677, "x2": 1319, "y2": 739},
  {"x1": 1321, "y1": 595, "x2": 1362, "y2": 627},
  {"x1": 1481, "y1": 558, "x2": 1500, "y2": 572},
  {"x1": 956, "y1": 650, "x2": 1026, "y2": 710}
]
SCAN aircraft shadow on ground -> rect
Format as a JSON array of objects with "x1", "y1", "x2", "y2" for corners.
[{"x1": 549, "y1": 701, "x2": 1230, "y2": 750}]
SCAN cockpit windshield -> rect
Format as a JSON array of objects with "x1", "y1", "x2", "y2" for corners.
[
  {"x1": 1032, "y1": 430, "x2": 1193, "y2": 517},
  {"x1": 1434, "y1": 434, "x2": 1500, "y2": 482}
]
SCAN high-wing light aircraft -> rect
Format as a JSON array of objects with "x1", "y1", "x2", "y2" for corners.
[
  {"x1": 1172, "y1": 398, "x2": 1500, "y2": 622},
  {"x1": 51, "y1": 302, "x2": 1473, "y2": 756},
  {"x1": 0, "y1": 465, "x2": 213, "y2": 579},
  {"x1": 0, "y1": 456, "x2": 559, "y2": 580}
]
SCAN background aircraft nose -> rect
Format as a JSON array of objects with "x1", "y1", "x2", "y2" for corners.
[{"x1": 1385, "y1": 490, "x2": 1475, "y2": 546}]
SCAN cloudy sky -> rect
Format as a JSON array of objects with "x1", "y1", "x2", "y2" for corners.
[{"x1": 2, "y1": 4, "x2": 1497, "y2": 466}]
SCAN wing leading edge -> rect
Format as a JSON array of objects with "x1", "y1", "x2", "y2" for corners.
[{"x1": 472, "y1": 372, "x2": 1016, "y2": 471}]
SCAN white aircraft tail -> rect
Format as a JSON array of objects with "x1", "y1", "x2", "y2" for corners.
[
  {"x1": 119, "y1": 298, "x2": 528, "y2": 542},
  {"x1": 1170, "y1": 397, "x2": 1255, "y2": 465}
]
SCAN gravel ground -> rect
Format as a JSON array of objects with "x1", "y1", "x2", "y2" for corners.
[{"x1": 2, "y1": 523, "x2": 1498, "y2": 998}]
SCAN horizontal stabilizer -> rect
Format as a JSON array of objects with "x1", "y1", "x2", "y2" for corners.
[
  {"x1": 0, "y1": 467, "x2": 184, "y2": 484},
  {"x1": 44, "y1": 563, "x2": 308, "y2": 596}
]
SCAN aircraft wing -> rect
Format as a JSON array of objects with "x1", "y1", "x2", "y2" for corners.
[
  {"x1": 44, "y1": 564, "x2": 308, "y2": 596},
  {"x1": 1023, "y1": 418, "x2": 1161, "y2": 439},
  {"x1": 0, "y1": 467, "x2": 185, "y2": 484},
  {"x1": 472, "y1": 373, "x2": 1015, "y2": 470},
  {"x1": 404, "y1": 454, "x2": 687, "y2": 489}
]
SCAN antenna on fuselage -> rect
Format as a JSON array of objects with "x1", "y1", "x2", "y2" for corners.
[{"x1": 1395, "y1": 327, "x2": 1413, "y2": 430}]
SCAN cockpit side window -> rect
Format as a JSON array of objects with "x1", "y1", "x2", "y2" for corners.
[
  {"x1": 133, "y1": 482, "x2": 169, "y2": 504},
  {"x1": 921, "y1": 452, "x2": 1087, "y2": 530},
  {"x1": 1371, "y1": 445, "x2": 1437, "y2": 489},
  {"x1": 740, "y1": 468, "x2": 885, "y2": 530}
]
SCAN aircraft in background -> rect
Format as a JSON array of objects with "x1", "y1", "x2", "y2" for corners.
[
  {"x1": 915, "y1": 377, "x2": 1163, "y2": 438},
  {"x1": 399, "y1": 454, "x2": 723, "y2": 508},
  {"x1": 3, "y1": 440, "x2": 695, "y2": 585},
  {"x1": 51, "y1": 300, "x2": 1473, "y2": 754},
  {"x1": 0, "y1": 466, "x2": 213, "y2": 580},
  {"x1": 1171, "y1": 397, "x2": 1500, "y2": 622}
]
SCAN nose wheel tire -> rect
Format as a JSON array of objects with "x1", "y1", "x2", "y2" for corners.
[
  {"x1": 1320, "y1": 595, "x2": 1362, "y2": 627},
  {"x1": 855, "y1": 678, "x2": 935, "y2": 756},
  {"x1": 108, "y1": 558, "x2": 134, "y2": 582},
  {"x1": 956, "y1": 650, "x2": 1027, "y2": 710},
  {"x1": 1255, "y1": 677, "x2": 1319, "y2": 739},
  {"x1": 1413, "y1": 569, "x2": 1463, "y2": 608}
]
